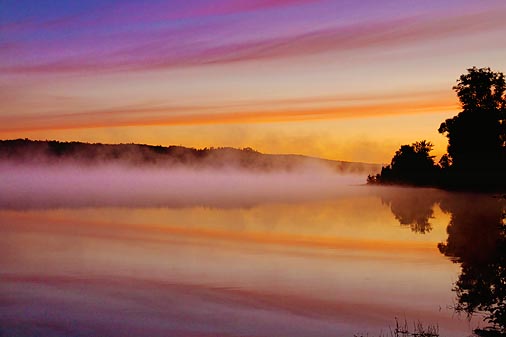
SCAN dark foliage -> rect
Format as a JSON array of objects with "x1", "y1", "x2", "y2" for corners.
[
  {"x1": 367, "y1": 140, "x2": 439, "y2": 187},
  {"x1": 439, "y1": 67, "x2": 506, "y2": 190},
  {"x1": 369, "y1": 67, "x2": 506, "y2": 192}
]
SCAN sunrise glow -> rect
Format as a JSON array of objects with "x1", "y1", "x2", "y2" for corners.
[{"x1": 2, "y1": 0, "x2": 506, "y2": 162}]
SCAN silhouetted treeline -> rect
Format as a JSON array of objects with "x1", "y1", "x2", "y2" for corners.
[
  {"x1": 368, "y1": 67, "x2": 506, "y2": 192},
  {"x1": 0, "y1": 139, "x2": 380, "y2": 174}
]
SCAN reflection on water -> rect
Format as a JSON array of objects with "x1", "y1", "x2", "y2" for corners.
[
  {"x1": 376, "y1": 188, "x2": 446, "y2": 234},
  {"x1": 1, "y1": 186, "x2": 504, "y2": 336},
  {"x1": 376, "y1": 188, "x2": 506, "y2": 336},
  {"x1": 439, "y1": 195, "x2": 506, "y2": 336}
]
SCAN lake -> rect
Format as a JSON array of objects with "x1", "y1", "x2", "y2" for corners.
[{"x1": 1, "y1": 176, "x2": 504, "y2": 336}]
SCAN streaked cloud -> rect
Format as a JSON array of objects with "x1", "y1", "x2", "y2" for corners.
[
  {"x1": 0, "y1": 88, "x2": 457, "y2": 132},
  {"x1": 1, "y1": 0, "x2": 506, "y2": 162},
  {"x1": 2, "y1": 8, "x2": 506, "y2": 75}
]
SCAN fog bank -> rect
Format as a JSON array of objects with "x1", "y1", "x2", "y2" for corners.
[{"x1": 0, "y1": 163, "x2": 368, "y2": 209}]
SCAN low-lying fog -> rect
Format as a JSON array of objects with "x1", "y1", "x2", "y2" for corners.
[{"x1": 0, "y1": 163, "x2": 369, "y2": 209}]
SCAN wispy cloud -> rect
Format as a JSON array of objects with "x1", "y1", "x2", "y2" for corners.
[
  {"x1": 2, "y1": 0, "x2": 505, "y2": 162},
  {"x1": 0, "y1": 89, "x2": 457, "y2": 132},
  {"x1": 2, "y1": 8, "x2": 505, "y2": 75},
  {"x1": 0, "y1": 0, "x2": 318, "y2": 34}
]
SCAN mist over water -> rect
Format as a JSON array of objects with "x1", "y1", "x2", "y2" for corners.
[
  {"x1": 0, "y1": 162, "x2": 368, "y2": 209},
  {"x1": 2, "y1": 158, "x2": 504, "y2": 337}
]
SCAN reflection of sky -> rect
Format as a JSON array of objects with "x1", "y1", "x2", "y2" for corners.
[
  {"x1": 1, "y1": 0, "x2": 506, "y2": 162},
  {"x1": 0, "y1": 196, "x2": 474, "y2": 337}
]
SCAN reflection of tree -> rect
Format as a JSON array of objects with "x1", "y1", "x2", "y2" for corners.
[
  {"x1": 376, "y1": 187, "x2": 443, "y2": 234},
  {"x1": 377, "y1": 188, "x2": 506, "y2": 334},
  {"x1": 438, "y1": 195, "x2": 506, "y2": 336}
]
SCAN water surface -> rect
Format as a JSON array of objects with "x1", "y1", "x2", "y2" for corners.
[{"x1": 1, "y1": 184, "x2": 503, "y2": 336}]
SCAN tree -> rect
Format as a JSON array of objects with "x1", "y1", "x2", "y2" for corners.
[
  {"x1": 438, "y1": 67, "x2": 506, "y2": 187},
  {"x1": 368, "y1": 67, "x2": 506, "y2": 191},
  {"x1": 368, "y1": 140, "x2": 438, "y2": 186}
]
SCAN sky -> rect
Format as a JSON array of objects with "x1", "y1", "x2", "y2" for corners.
[{"x1": 1, "y1": 0, "x2": 506, "y2": 163}]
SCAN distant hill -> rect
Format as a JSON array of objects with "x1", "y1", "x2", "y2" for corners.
[{"x1": 0, "y1": 139, "x2": 381, "y2": 174}]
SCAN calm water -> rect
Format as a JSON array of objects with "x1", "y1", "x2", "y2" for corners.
[{"x1": 1, "y1": 184, "x2": 504, "y2": 336}]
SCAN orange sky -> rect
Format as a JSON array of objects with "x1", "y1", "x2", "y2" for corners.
[{"x1": 1, "y1": 0, "x2": 506, "y2": 163}]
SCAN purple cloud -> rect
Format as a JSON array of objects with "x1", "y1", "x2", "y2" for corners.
[{"x1": 2, "y1": 8, "x2": 505, "y2": 75}]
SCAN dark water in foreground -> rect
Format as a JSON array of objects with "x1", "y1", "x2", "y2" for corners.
[{"x1": 1, "y1": 184, "x2": 504, "y2": 337}]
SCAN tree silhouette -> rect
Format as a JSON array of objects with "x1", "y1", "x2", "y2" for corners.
[
  {"x1": 368, "y1": 140, "x2": 438, "y2": 186},
  {"x1": 438, "y1": 67, "x2": 506, "y2": 189},
  {"x1": 370, "y1": 67, "x2": 506, "y2": 192}
]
